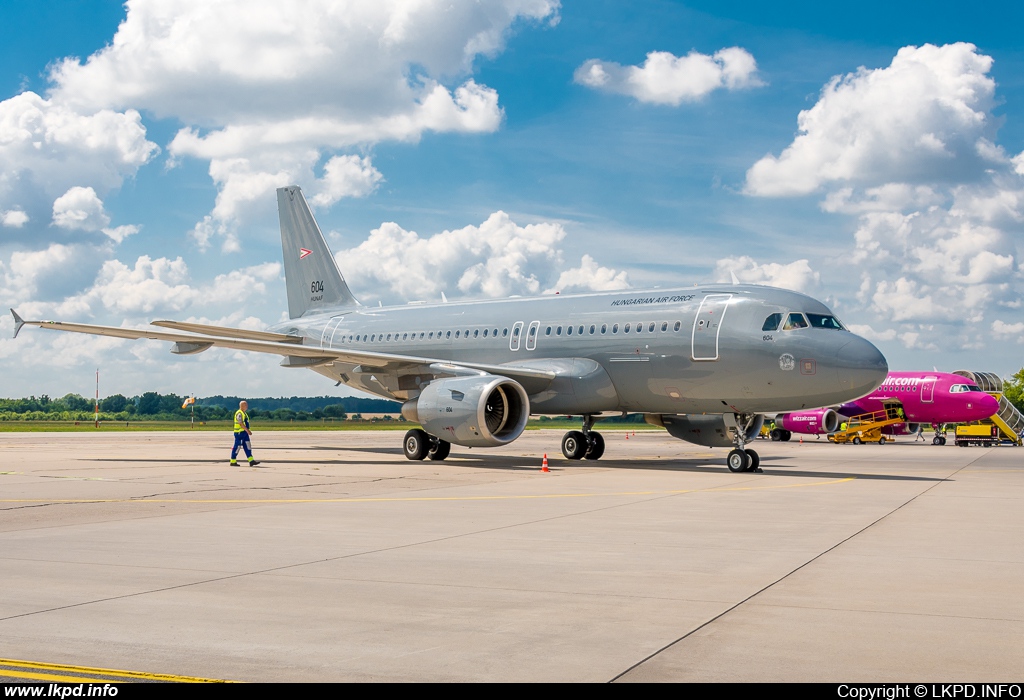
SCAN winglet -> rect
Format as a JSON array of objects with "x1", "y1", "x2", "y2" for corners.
[{"x1": 10, "y1": 309, "x2": 25, "y2": 339}]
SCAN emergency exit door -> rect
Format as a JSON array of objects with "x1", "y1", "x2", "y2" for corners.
[{"x1": 691, "y1": 294, "x2": 732, "y2": 361}]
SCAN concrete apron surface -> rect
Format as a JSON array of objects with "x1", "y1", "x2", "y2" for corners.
[{"x1": 0, "y1": 430, "x2": 1019, "y2": 682}]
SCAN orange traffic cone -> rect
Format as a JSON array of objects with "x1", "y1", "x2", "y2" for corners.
[
  {"x1": 541, "y1": 454, "x2": 550, "y2": 472},
  {"x1": 799, "y1": 436, "x2": 803, "y2": 445},
  {"x1": 632, "y1": 430, "x2": 636, "y2": 437},
  {"x1": 625, "y1": 433, "x2": 629, "y2": 440}
]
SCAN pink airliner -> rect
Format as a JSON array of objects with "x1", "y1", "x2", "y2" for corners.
[{"x1": 772, "y1": 371, "x2": 999, "y2": 443}]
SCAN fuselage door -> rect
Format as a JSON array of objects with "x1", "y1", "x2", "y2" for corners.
[
  {"x1": 510, "y1": 321, "x2": 524, "y2": 351},
  {"x1": 321, "y1": 316, "x2": 344, "y2": 349},
  {"x1": 921, "y1": 376, "x2": 937, "y2": 403},
  {"x1": 525, "y1": 321, "x2": 540, "y2": 351},
  {"x1": 691, "y1": 294, "x2": 732, "y2": 361}
]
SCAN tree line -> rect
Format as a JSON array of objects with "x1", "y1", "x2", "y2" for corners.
[
  {"x1": 0, "y1": 393, "x2": 401, "y2": 422},
  {"x1": 1, "y1": 370, "x2": 1022, "y2": 422}
]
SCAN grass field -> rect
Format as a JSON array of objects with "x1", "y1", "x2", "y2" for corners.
[{"x1": 0, "y1": 419, "x2": 658, "y2": 433}]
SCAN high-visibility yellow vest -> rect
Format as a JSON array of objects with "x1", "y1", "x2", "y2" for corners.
[{"x1": 234, "y1": 409, "x2": 249, "y2": 433}]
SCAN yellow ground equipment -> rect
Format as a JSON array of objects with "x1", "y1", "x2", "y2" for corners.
[
  {"x1": 827, "y1": 410, "x2": 905, "y2": 445},
  {"x1": 953, "y1": 370, "x2": 1023, "y2": 445},
  {"x1": 955, "y1": 424, "x2": 1000, "y2": 447}
]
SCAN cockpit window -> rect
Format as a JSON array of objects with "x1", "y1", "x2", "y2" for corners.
[
  {"x1": 950, "y1": 384, "x2": 983, "y2": 393},
  {"x1": 783, "y1": 313, "x2": 808, "y2": 330},
  {"x1": 762, "y1": 313, "x2": 783, "y2": 331},
  {"x1": 806, "y1": 313, "x2": 845, "y2": 330}
]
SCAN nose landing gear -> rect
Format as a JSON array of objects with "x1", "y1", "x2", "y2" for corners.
[
  {"x1": 561, "y1": 415, "x2": 605, "y2": 460},
  {"x1": 726, "y1": 413, "x2": 762, "y2": 473}
]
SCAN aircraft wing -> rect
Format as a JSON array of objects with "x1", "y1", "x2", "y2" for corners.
[
  {"x1": 150, "y1": 320, "x2": 304, "y2": 344},
  {"x1": 11, "y1": 310, "x2": 556, "y2": 391}
]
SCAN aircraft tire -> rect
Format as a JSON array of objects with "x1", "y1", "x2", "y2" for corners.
[
  {"x1": 940, "y1": 436, "x2": 947, "y2": 445},
  {"x1": 745, "y1": 449, "x2": 760, "y2": 472},
  {"x1": 403, "y1": 429, "x2": 430, "y2": 460},
  {"x1": 932, "y1": 436, "x2": 942, "y2": 445},
  {"x1": 727, "y1": 448, "x2": 750, "y2": 472},
  {"x1": 562, "y1": 431, "x2": 587, "y2": 460},
  {"x1": 584, "y1": 432, "x2": 605, "y2": 460},
  {"x1": 427, "y1": 439, "x2": 451, "y2": 461},
  {"x1": 770, "y1": 429, "x2": 783, "y2": 441},
  {"x1": 781, "y1": 430, "x2": 792, "y2": 442}
]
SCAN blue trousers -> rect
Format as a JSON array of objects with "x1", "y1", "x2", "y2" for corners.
[{"x1": 231, "y1": 432, "x2": 252, "y2": 460}]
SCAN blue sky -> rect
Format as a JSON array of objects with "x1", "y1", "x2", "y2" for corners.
[{"x1": 1, "y1": 1, "x2": 1022, "y2": 400}]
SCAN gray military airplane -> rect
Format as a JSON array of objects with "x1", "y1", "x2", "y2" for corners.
[{"x1": 11, "y1": 186, "x2": 888, "y2": 472}]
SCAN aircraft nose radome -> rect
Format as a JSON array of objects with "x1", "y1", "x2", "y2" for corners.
[
  {"x1": 978, "y1": 393, "x2": 1001, "y2": 417},
  {"x1": 835, "y1": 336, "x2": 888, "y2": 397}
]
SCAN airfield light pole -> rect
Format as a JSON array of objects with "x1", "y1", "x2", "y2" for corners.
[{"x1": 94, "y1": 369, "x2": 99, "y2": 429}]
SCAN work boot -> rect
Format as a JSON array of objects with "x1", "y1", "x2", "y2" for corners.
[
  {"x1": 229, "y1": 459, "x2": 238, "y2": 466},
  {"x1": 248, "y1": 458, "x2": 260, "y2": 466}
]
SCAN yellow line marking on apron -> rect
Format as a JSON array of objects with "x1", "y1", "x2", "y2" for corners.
[{"x1": 0, "y1": 478, "x2": 854, "y2": 504}]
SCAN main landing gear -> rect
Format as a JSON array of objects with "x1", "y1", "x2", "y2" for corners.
[
  {"x1": 561, "y1": 415, "x2": 605, "y2": 461},
  {"x1": 403, "y1": 428, "x2": 451, "y2": 461}
]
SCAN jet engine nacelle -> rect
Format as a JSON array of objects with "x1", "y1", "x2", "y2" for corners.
[
  {"x1": 778, "y1": 408, "x2": 840, "y2": 435},
  {"x1": 645, "y1": 413, "x2": 764, "y2": 448},
  {"x1": 882, "y1": 422, "x2": 921, "y2": 436},
  {"x1": 402, "y1": 375, "x2": 529, "y2": 448}
]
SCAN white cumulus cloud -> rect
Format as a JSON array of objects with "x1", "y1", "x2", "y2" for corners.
[
  {"x1": 335, "y1": 212, "x2": 627, "y2": 301},
  {"x1": 52, "y1": 186, "x2": 111, "y2": 231},
  {"x1": 2, "y1": 209, "x2": 29, "y2": 228},
  {"x1": 745, "y1": 43, "x2": 998, "y2": 197},
  {"x1": 575, "y1": 47, "x2": 762, "y2": 105},
  {"x1": 713, "y1": 256, "x2": 820, "y2": 293},
  {"x1": 742, "y1": 43, "x2": 1024, "y2": 357},
  {"x1": 44, "y1": 0, "x2": 560, "y2": 244}
]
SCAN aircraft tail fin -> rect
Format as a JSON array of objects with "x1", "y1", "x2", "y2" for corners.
[{"x1": 277, "y1": 186, "x2": 359, "y2": 318}]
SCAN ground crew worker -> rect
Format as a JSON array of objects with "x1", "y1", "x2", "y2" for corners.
[
  {"x1": 915, "y1": 424, "x2": 926, "y2": 441},
  {"x1": 841, "y1": 421, "x2": 848, "y2": 432},
  {"x1": 230, "y1": 400, "x2": 260, "y2": 466}
]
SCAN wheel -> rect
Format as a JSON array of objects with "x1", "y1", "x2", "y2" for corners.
[
  {"x1": 878, "y1": 437, "x2": 886, "y2": 444},
  {"x1": 780, "y1": 430, "x2": 792, "y2": 442},
  {"x1": 745, "y1": 449, "x2": 760, "y2": 471},
  {"x1": 584, "y1": 432, "x2": 605, "y2": 460},
  {"x1": 940, "y1": 436, "x2": 947, "y2": 446},
  {"x1": 403, "y1": 429, "x2": 430, "y2": 460},
  {"x1": 727, "y1": 448, "x2": 750, "y2": 472},
  {"x1": 932, "y1": 436, "x2": 942, "y2": 445},
  {"x1": 427, "y1": 439, "x2": 451, "y2": 461},
  {"x1": 852, "y1": 437, "x2": 862, "y2": 445},
  {"x1": 561, "y1": 431, "x2": 587, "y2": 460},
  {"x1": 769, "y1": 428, "x2": 783, "y2": 441}
]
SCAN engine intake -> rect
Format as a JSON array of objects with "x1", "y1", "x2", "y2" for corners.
[{"x1": 403, "y1": 375, "x2": 530, "y2": 448}]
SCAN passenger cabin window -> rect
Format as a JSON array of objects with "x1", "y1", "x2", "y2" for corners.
[
  {"x1": 806, "y1": 313, "x2": 845, "y2": 330},
  {"x1": 648, "y1": 322, "x2": 655, "y2": 332},
  {"x1": 601, "y1": 324, "x2": 607, "y2": 334},
  {"x1": 546, "y1": 326, "x2": 552, "y2": 335},
  {"x1": 660, "y1": 322, "x2": 667, "y2": 332},
  {"x1": 624, "y1": 323, "x2": 630, "y2": 333},
  {"x1": 566, "y1": 326, "x2": 573, "y2": 335},
  {"x1": 673, "y1": 321, "x2": 681, "y2": 331},
  {"x1": 589, "y1": 325, "x2": 596, "y2": 334},
  {"x1": 502, "y1": 328, "x2": 508, "y2": 337},
  {"x1": 783, "y1": 313, "x2": 809, "y2": 330},
  {"x1": 578, "y1": 326, "x2": 584, "y2": 335},
  {"x1": 612, "y1": 324, "x2": 619, "y2": 333},
  {"x1": 762, "y1": 313, "x2": 783, "y2": 331}
]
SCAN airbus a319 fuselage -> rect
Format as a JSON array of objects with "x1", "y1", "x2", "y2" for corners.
[{"x1": 13, "y1": 186, "x2": 889, "y2": 472}]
